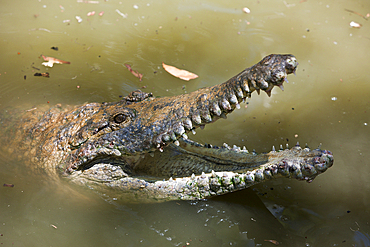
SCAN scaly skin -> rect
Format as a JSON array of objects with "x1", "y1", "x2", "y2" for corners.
[{"x1": 0, "y1": 54, "x2": 333, "y2": 202}]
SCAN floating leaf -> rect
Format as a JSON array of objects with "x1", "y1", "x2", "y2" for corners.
[
  {"x1": 125, "y1": 64, "x2": 143, "y2": 81},
  {"x1": 41, "y1": 55, "x2": 70, "y2": 67},
  {"x1": 162, "y1": 63, "x2": 198, "y2": 81}
]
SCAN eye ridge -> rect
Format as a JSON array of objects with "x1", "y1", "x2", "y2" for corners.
[{"x1": 114, "y1": 114, "x2": 126, "y2": 123}]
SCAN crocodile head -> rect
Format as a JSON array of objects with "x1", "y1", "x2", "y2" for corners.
[{"x1": 37, "y1": 54, "x2": 332, "y2": 201}]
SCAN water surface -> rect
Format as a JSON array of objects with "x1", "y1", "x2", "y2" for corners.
[{"x1": 1, "y1": 0, "x2": 370, "y2": 246}]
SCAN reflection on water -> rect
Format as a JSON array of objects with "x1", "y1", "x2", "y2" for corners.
[{"x1": 1, "y1": 0, "x2": 370, "y2": 246}]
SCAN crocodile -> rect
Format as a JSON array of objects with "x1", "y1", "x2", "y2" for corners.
[{"x1": 0, "y1": 54, "x2": 333, "y2": 202}]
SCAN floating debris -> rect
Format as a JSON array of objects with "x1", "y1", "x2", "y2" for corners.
[
  {"x1": 124, "y1": 64, "x2": 143, "y2": 81},
  {"x1": 34, "y1": 72, "x2": 50, "y2": 77},
  {"x1": 116, "y1": 9, "x2": 128, "y2": 18},
  {"x1": 41, "y1": 55, "x2": 70, "y2": 67},
  {"x1": 162, "y1": 63, "x2": 198, "y2": 81},
  {"x1": 242, "y1": 7, "x2": 251, "y2": 14},
  {"x1": 76, "y1": 16, "x2": 83, "y2": 23},
  {"x1": 3, "y1": 183, "x2": 14, "y2": 187},
  {"x1": 349, "y1": 21, "x2": 362, "y2": 28}
]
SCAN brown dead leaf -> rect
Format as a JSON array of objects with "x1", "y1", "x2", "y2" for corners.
[
  {"x1": 41, "y1": 55, "x2": 70, "y2": 67},
  {"x1": 264, "y1": 240, "x2": 279, "y2": 245},
  {"x1": 124, "y1": 64, "x2": 143, "y2": 81},
  {"x1": 34, "y1": 72, "x2": 50, "y2": 77},
  {"x1": 162, "y1": 63, "x2": 198, "y2": 81}
]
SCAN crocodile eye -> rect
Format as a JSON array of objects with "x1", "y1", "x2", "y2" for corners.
[{"x1": 114, "y1": 114, "x2": 126, "y2": 123}]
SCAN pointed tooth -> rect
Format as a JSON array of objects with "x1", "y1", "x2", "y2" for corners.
[
  {"x1": 256, "y1": 89, "x2": 260, "y2": 95},
  {"x1": 174, "y1": 140, "x2": 180, "y2": 146},
  {"x1": 192, "y1": 129, "x2": 196, "y2": 135},
  {"x1": 286, "y1": 143, "x2": 289, "y2": 149},
  {"x1": 260, "y1": 79, "x2": 268, "y2": 89},
  {"x1": 201, "y1": 172, "x2": 206, "y2": 178},
  {"x1": 169, "y1": 177, "x2": 173, "y2": 182},
  {"x1": 182, "y1": 133, "x2": 188, "y2": 140},
  {"x1": 202, "y1": 113, "x2": 212, "y2": 122},
  {"x1": 280, "y1": 145, "x2": 284, "y2": 150},
  {"x1": 236, "y1": 103, "x2": 240, "y2": 109},
  {"x1": 230, "y1": 94, "x2": 238, "y2": 104},
  {"x1": 284, "y1": 78, "x2": 289, "y2": 83},
  {"x1": 211, "y1": 170, "x2": 216, "y2": 178},
  {"x1": 191, "y1": 173, "x2": 195, "y2": 180},
  {"x1": 174, "y1": 125, "x2": 185, "y2": 136},
  {"x1": 162, "y1": 135, "x2": 171, "y2": 142},
  {"x1": 192, "y1": 114, "x2": 202, "y2": 125},
  {"x1": 235, "y1": 87, "x2": 244, "y2": 98},
  {"x1": 200, "y1": 125, "x2": 205, "y2": 130},
  {"x1": 221, "y1": 99, "x2": 231, "y2": 111},
  {"x1": 211, "y1": 102, "x2": 222, "y2": 116},
  {"x1": 251, "y1": 80, "x2": 257, "y2": 88},
  {"x1": 265, "y1": 90, "x2": 271, "y2": 97},
  {"x1": 183, "y1": 118, "x2": 193, "y2": 130},
  {"x1": 296, "y1": 142, "x2": 300, "y2": 147},
  {"x1": 243, "y1": 80, "x2": 250, "y2": 92},
  {"x1": 272, "y1": 146, "x2": 276, "y2": 152},
  {"x1": 223, "y1": 143, "x2": 230, "y2": 149},
  {"x1": 279, "y1": 84, "x2": 284, "y2": 91},
  {"x1": 305, "y1": 143, "x2": 309, "y2": 148},
  {"x1": 317, "y1": 143, "x2": 322, "y2": 149}
]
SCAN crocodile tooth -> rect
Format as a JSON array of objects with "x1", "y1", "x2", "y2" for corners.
[
  {"x1": 295, "y1": 142, "x2": 300, "y2": 147},
  {"x1": 201, "y1": 172, "x2": 206, "y2": 178},
  {"x1": 162, "y1": 134, "x2": 171, "y2": 142},
  {"x1": 235, "y1": 87, "x2": 244, "y2": 98},
  {"x1": 280, "y1": 144, "x2": 284, "y2": 150},
  {"x1": 174, "y1": 140, "x2": 180, "y2": 146},
  {"x1": 284, "y1": 78, "x2": 289, "y2": 83},
  {"x1": 200, "y1": 125, "x2": 205, "y2": 130},
  {"x1": 256, "y1": 89, "x2": 260, "y2": 95},
  {"x1": 174, "y1": 125, "x2": 185, "y2": 136},
  {"x1": 251, "y1": 80, "x2": 257, "y2": 88},
  {"x1": 183, "y1": 118, "x2": 193, "y2": 130},
  {"x1": 192, "y1": 114, "x2": 202, "y2": 125},
  {"x1": 265, "y1": 90, "x2": 272, "y2": 97},
  {"x1": 232, "y1": 145, "x2": 240, "y2": 151},
  {"x1": 211, "y1": 170, "x2": 216, "y2": 178},
  {"x1": 286, "y1": 143, "x2": 289, "y2": 149},
  {"x1": 305, "y1": 143, "x2": 309, "y2": 148},
  {"x1": 242, "y1": 146, "x2": 249, "y2": 153},
  {"x1": 182, "y1": 133, "x2": 188, "y2": 140},
  {"x1": 272, "y1": 146, "x2": 276, "y2": 152},
  {"x1": 230, "y1": 94, "x2": 238, "y2": 104},
  {"x1": 221, "y1": 99, "x2": 231, "y2": 111},
  {"x1": 191, "y1": 173, "x2": 195, "y2": 180},
  {"x1": 223, "y1": 143, "x2": 230, "y2": 149},
  {"x1": 202, "y1": 113, "x2": 212, "y2": 122},
  {"x1": 279, "y1": 84, "x2": 284, "y2": 91},
  {"x1": 252, "y1": 149, "x2": 257, "y2": 155},
  {"x1": 169, "y1": 177, "x2": 173, "y2": 182},
  {"x1": 170, "y1": 132, "x2": 177, "y2": 141},
  {"x1": 259, "y1": 79, "x2": 269, "y2": 89},
  {"x1": 235, "y1": 103, "x2": 240, "y2": 109},
  {"x1": 191, "y1": 129, "x2": 196, "y2": 135},
  {"x1": 242, "y1": 80, "x2": 250, "y2": 93},
  {"x1": 211, "y1": 102, "x2": 222, "y2": 116}
]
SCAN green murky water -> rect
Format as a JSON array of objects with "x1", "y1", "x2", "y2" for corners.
[{"x1": 1, "y1": 0, "x2": 370, "y2": 246}]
